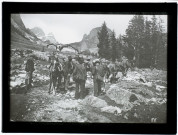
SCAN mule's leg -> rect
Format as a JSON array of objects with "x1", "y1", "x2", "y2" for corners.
[
  {"x1": 64, "y1": 74, "x2": 70, "y2": 91},
  {"x1": 75, "y1": 80, "x2": 80, "y2": 99},
  {"x1": 102, "y1": 81, "x2": 106, "y2": 93},
  {"x1": 66, "y1": 75, "x2": 70, "y2": 89},
  {"x1": 57, "y1": 75, "x2": 62, "y2": 90},
  {"x1": 48, "y1": 73, "x2": 52, "y2": 94},
  {"x1": 51, "y1": 75, "x2": 56, "y2": 95},
  {"x1": 49, "y1": 82, "x2": 51, "y2": 94},
  {"x1": 64, "y1": 75, "x2": 67, "y2": 91},
  {"x1": 50, "y1": 82, "x2": 54, "y2": 95},
  {"x1": 54, "y1": 77, "x2": 57, "y2": 95}
]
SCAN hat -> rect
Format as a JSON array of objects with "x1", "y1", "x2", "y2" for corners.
[
  {"x1": 93, "y1": 59, "x2": 100, "y2": 64},
  {"x1": 68, "y1": 56, "x2": 72, "y2": 60}
]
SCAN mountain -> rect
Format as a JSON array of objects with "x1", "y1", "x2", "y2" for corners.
[
  {"x1": 69, "y1": 26, "x2": 112, "y2": 53},
  {"x1": 31, "y1": 27, "x2": 58, "y2": 44},
  {"x1": 11, "y1": 14, "x2": 40, "y2": 43},
  {"x1": 10, "y1": 14, "x2": 48, "y2": 49},
  {"x1": 11, "y1": 14, "x2": 56, "y2": 49},
  {"x1": 30, "y1": 27, "x2": 45, "y2": 38},
  {"x1": 42, "y1": 32, "x2": 58, "y2": 44},
  {"x1": 81, "y1": 27, "x2": 112, "y2": 49}
]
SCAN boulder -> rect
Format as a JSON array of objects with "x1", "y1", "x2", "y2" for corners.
[
  {"x1": 82, "y1": 95, "x2": 108, "y2": 108},
  {"x1": 156, "y1": 85, "x2": 166, "y2": 91},
  {"x1": 101, "y1": 106, "x2": 122, "y2": 114},
  {"x1": 123, "y1": 71, "x2": 147, "y2": 83},
  {"x1": 18, "y1": 73, "x2": 26, "y2": 78},
  {"x1": 143, "y1": 82, "x2": 153, "y2": 87},
  {"x1": 106, "y1": 86, "x2": 132, "y2": 105},
  {"x1": 116, "y1": 72, "x2": 123, "y2": 79}
]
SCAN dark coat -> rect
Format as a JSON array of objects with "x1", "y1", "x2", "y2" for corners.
[
  {"x1": 63, "y1": 61, "x2": 74, "y2": 76},
  {"x1": 92, "y1": 65, "x2": 105, "y2": 81},
  {"x1": 73, "y1": 63, "x2": 87, "y2": 81},
  {"x1": 25, "y1": 58, "x2": 35, "y2": 72}
]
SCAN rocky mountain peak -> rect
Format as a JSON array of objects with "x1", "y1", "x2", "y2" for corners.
[
  {"x1": 80, "y1": 26, "x2": 112, "y2": 50},
  {"x1": 30, "y1": 27, "x2": 45, "y2": 37},
  {"x1": 69, "y1": 26, "x2": 113, "y2": 53}
]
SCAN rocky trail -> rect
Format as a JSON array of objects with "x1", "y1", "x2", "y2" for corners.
[{"x1": 10, "y1": 50, "x2": 167, "y2": 123}]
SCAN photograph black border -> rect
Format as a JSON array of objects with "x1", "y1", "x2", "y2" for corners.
[{"x1": 2, "y1": 2, "x2": 177, "y2": 133}]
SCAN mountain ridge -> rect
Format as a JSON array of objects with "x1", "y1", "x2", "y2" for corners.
[
  {"x1": 69, "y1": 26, "x2": 113, "y2": 53},
  {"x1": 30, "y1": 27, "x2": 58, "y2": 44},
  {"x1": 11, "y1": 14, "x2": 113, "y2": 54}
]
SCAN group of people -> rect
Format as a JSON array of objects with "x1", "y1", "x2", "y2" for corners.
[
  {"x1": 48, "y1": 55, "x2": 104, "y2": 99},
  {"x1": 24, "y1": 53, "x2": 131, "y2": 99}
]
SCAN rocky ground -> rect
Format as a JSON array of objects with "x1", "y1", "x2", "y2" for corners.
[{"x1": 10, "y1": 50, "x2": 167, "y2": 123}]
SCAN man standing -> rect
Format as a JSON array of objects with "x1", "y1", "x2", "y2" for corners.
[
  {"x1": 107, "y1": 61, "x2": 117, "y2": 83},
  {"x1": 121, "y1": 56, "x2": 129, "y2": 76},
  {"x1": 73, "y1": 57, "x2": 87, "y2": 99},
  {"x1": 75, "y1": 54, "x2": 80, "y2": 62},
  {"x1": 55, "y1": 57, "x2": 63, "y2": 91},
  {"x1": 91, "y1": 60, "x2": 105, "y2": 97},
  {"x1": 63, "y1": 56, "x2": 74, "y2": 91},
  {"x1": 85, "y1": 58, "x2": 91, "y2": 72},
  {"x1": 25, "y1": 54, "x2": 35, "y2": 93}
]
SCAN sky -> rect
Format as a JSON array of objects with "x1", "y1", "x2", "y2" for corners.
[{"x1": 21, "y1": 14, "x2": 167, "y2": 44}]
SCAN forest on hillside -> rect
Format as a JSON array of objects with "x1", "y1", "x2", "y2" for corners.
[{"x1": 97, "y1": 15, "x2": 167, "y2": 70}]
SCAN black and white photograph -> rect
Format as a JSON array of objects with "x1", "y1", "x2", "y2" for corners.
[{"x1": 9, "y1": 13, "x2": 168, "y2": 123}]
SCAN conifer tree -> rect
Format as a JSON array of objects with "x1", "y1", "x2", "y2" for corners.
[
  {"x1": 117, "y1": 34, "x2": 123, "y2": 61},
  {"x1": 150, "y1": 15, "x2": 159, "y2": 68},
  {"x1": 110, "y1": 30, "x2": 117, "y2": 61},
  {"x1": 97, "y1": 22, "x2": 110, "y2": 59},
  {"x1": 142, "y1": 18, "x2": 152, "y2": 67},
  {"x1": 123, "y1": 15, "x2": 145, "y2": 67}
]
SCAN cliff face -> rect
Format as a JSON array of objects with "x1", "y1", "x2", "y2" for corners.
[
  {"x1": 11, "y1": 14, "x2": 40, "y2": 44},
  {"x1": 69, "y1": 26, "x2": 112, "y2": 53},
  {"x1": 11, "y1": 14, "x2": 113, "y2": 54},
  {"x1": 31, "y1": 27, "x2": 58, "y2": 44},
  {"x1": 30, "y1": 27, "x2": 45, "y2": 38}
]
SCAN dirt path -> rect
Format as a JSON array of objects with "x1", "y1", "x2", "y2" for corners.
[
  {"x1": 10, "y1": 74, "x2": 167, "y2": 123},
  {"x1": 10, "y1": 81, "x2": 117, "y2": 122},
  {"x1": 10, "y1": 55, "x2": 167, "y2": 123}
]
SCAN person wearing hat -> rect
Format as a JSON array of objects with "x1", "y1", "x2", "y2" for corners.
[
  {"x1": 91, "y1": 60, "x2": 106, "y2": 97},
  {"x1": 73, "y1": 57, "x2": 87, "y2": 99},
  {"x1": 75, "y1": 54, "x2": 80, "y2": 62},
  {"x1": 48, "y1": 57, "x2": 62, "y2": 94},
  {"x1": 63, "y1": 55, "x2": 74, "y2": 91},
  {"x1": 100, "y1": 59, "x2": 110, "y2": 84},
  {"x1": 25, "y1": 54, "x2": 35, "y2": 93},
  {"x1": 55, "y1": 57, "x2": 63, "y2": 90},
  {"x1": 84, "y1": 58, "x2": 91, "y2": 72}
]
